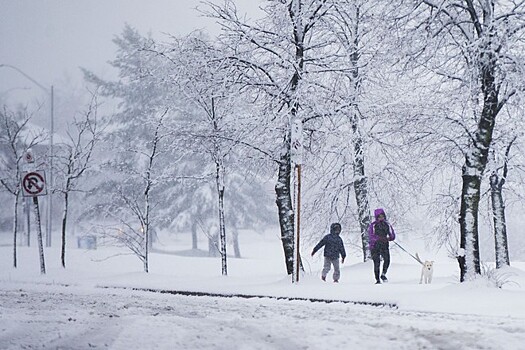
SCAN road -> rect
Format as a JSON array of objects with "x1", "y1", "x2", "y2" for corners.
[{"x1": 0, "y1": 284, "x2": 523, "y2": 349}]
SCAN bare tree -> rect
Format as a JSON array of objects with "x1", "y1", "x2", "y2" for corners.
[
  {"x1": 96, "y1": 111, "x2": 171, "y2": 272},
  {"x1": 488, "y1": 145, "x2": 511, "y2": 268},
  {"x1": 82, "y1": 26, "x2": 192, "y2": 261},
  {"x1": 55, "y1": 94, "x2": 101, "y2": 268},
  {"x1": 205, "y1": 0, "x2": 335, "y2": 275},
  {"x1": 125, "y1": 110, "x2": 169, "y2": 272},
  {"x1": 401, "y1": 0, "x2": 525, "y2": 281},
  {"x1": 0, "y1": 106, "x2": 45, "y2": 268},
  {"x1": 307, "y1": 0, "x2": 389, "y2": 261},
  {"x1": 153, "y1": 34, "x2": 238, "y2": 275}
]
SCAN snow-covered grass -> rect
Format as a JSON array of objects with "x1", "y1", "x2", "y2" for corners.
[{"x1": 1, "y1": 230, "x2": 525, "y2": 348}]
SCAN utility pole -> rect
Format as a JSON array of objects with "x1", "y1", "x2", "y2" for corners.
[{"x1": 47, "y1": 86, "x2": 54, "y2": 247}]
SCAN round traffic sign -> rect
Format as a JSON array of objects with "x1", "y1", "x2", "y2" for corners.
[{"x1": 22, "y1": 172, "x2": 46, "y2": 196}]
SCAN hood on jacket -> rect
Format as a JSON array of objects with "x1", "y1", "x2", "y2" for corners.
[
  {"x1": 374, "y1": 208, "x2": 386, "y2": 219},
  {"x1": 330, "y1": 222, "x2": 342, "y2": 234}
]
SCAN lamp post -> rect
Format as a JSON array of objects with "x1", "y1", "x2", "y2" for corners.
[{"x1": 0, "y1": 64, "x2": 54, "y2": 247}]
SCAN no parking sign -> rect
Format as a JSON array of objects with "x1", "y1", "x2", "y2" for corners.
[{"x1": 21, "y1": 170, "x2": 47, "y2": 197}]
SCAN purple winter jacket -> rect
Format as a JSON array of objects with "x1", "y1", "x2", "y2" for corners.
[{"x1": 368, "y1": 208, "x2": 396, "y2": 250}]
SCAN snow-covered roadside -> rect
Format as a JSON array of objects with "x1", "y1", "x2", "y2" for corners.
[
  {"x1": 2, "y1": 240, "x2": 525, "y2": 319},
  {"x1": 1, "y1": 283, "x2": 525, "y2": 350},
  {"x1": 2, "y1": 229, "x2": 525, "y2": 349}
]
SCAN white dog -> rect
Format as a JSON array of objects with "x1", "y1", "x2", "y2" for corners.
[{"x1": 416, "y1": 253, "x2": 434, "y2": 284}]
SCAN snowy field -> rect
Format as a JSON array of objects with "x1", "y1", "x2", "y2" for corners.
[{"x1": 1, "y1": 230, "x2": 525, "y2": 349}]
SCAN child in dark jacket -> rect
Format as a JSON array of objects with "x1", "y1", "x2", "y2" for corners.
[
  {"x1": 311, "y1": 223, "x2": 346, "y2": 282},
  {"x1": 368, "y1": 208, "x2": 396, "y2": 284}
]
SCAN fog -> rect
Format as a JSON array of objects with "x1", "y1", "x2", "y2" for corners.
[
  {"x1": 0, "y1": 0, "x2": 262, "y2": 128},
  {"x1": 2, "y1": 0, "x2": 524, "y2": 265}
]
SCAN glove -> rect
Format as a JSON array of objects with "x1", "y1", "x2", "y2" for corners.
[
  {"x1": 341, "y1": 258, "x2": 345, "y2": 264},
  {"x1": 311, "y1": 251, "x2": 315, "y2": 257}
]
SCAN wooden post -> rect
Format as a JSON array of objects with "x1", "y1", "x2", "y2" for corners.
[
  {"x1": 295, "y1": 164, "x2": 301, "y2": 282},
  {"x1": 290, "y1": 118, "x2": 303, "y2": 284}
]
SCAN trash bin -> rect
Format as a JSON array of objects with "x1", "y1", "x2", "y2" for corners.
[{"x1": 77, "y1": 235, "x2": 97, "y2": 249}]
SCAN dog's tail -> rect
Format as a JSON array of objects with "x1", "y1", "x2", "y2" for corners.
[{"x1": 415, "y1": 253, "x2": 424, "y2": 265}]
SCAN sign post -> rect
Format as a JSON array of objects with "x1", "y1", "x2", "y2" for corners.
[
  {"x1": 291, "y1": 119, "x2": 303, "y2": 283},
  {"x1": 21, "y1": 170, "x2": 47, "y2": 274},
  {"x1": 23, "y1": 149, "x2": 34, "y2": 246}
]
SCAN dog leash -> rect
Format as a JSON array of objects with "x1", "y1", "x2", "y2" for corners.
[{"x1": 392, "y1": 241, "x2": 423, "y2": 265}]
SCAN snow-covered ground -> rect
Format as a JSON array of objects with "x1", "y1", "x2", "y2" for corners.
[{"x1": 1, "y1": 230, "x2": 525, "y2": 349}]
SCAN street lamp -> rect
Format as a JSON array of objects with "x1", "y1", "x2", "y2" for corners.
[{"x1": 0, "y1": 64, "x2": 55, "y2": 247}]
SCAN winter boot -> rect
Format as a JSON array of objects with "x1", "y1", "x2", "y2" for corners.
[{"x1": 380, "y1": 274, "x2": 388, "y2": 282}]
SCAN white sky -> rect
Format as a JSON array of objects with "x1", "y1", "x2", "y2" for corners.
[{"x1": 0, "y1": 0, "x2": 262, "y2": 104}]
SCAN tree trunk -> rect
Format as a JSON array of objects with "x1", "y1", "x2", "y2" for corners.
[
  {"x1": 33, "y1": 196, "x2": 46, "y2": 274},
  {"x1": 273, "y1": 0, "x2": 304, "y2": 276},
  {"x1": 61, "y1": 189, "x2": 69, "y2": 268},
  {"x1": 143, "y1": 133, "x2": 157, "y2": 274},
  {"x1": 143, "y1": 198, "x2": 150, "y2": 274},
  {"x1": 143, "y1": 225, "x2": 149, "y2": 273},
  {"x1": 458, "y1": 172, "x2": 482, "y2": 282},
  {"x1": 458, "y1": 32, "x2": 500, "y2": 281},
  {"x1": 210, "y1": 95, "x2": 228, "y2": 276},
  {"x1": 208, "y1": 233, "x2": 219, "y2": 257},
  {"x1": 347, "y1": 5, "x2": 371, "y2": 261},
  {"x1": 275, "y1": 146, "x2": 295, "y2": 275},
  {"x1": 143, "y1": 249, "x2": 148, "y2": 273},
  {"x1": 191, "y1": 221, "x2": 198, "y2": 250},
  {"x1": 490, "y1": 172, "x2": 510, "y2": 268},
  {"x1": 13, "y1": 192, "x2": 20, "y2": 268},
  {"x1": 232, "y1": 228, "x2": 241, "y2": 258},
  {"x1": 458, "y1": 109, "x2": 496, "y2": 281},
  {"x1": 353, "y1": 143, "x2": 371, "y2": 261},
  {"x1": 143, "y1": 224, "x2": 149, "y2": 273},
  {"x1": 216, "y1": 161, "x2": 227, "y2": 275},
  {"x1": 148, "y1": 227, "x2": 155, "y2": 250}
]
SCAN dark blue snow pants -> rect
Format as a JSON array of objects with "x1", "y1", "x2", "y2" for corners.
[{"x1": 371, "y1": 242, "x2": 390, "y2": 281}]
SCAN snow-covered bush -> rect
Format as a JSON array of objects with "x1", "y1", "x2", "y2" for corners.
[{"x1": 479, "y1": 263, "x2": 518, "y2": 289}]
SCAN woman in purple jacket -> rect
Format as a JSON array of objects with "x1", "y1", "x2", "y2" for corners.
[{"x1": 368, "y1": 208, "x2": 396, "y2": 284}]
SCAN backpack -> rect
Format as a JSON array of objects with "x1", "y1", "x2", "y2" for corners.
[{"x1": 374, "y1": 221, "x2": 390, "y2": 238}]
